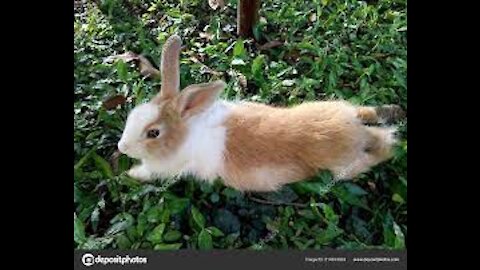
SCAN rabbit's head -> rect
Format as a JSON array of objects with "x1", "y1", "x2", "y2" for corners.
[{"x1": 117, "y1": 35, "x2": 226, "y2": 160}]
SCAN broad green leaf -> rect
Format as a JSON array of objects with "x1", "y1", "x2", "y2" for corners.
[
  {"x1": 392, "y1": 193, "x2": 405, "y2": 204},
  {"x1": 222, "y1": 188, "x2": 240, "y2": 199},
  {"x1": 147, "y1": 224, "x2": 166, "y2": 244},
  {"x1": 206, "y1": 226, "x2": 225, "y2": 237},
  {"x1": 321, "y1": 203, "x2": 339, "y2": 225},
  {"x1": 115, "y1": 233, "x2": 131, "y2": 249},
  {"x1": 90, "y1": 207, "x2": 100, "y2": 232},
  {"x1": 147, "y1": 206, "x2": 162, "y2": 223},
  {"x1": 282, "y1": 79, "x2": 295, "y2": 87},
  {"x1": 191, "y1": 207, "x2": 206, "y2": 229},
  {"x1": 136, "y1": 212, "x2": 148, "y2": 237},
  {"x1": 154, "y1": 243, "x2": 182, "y2": 250},
  {"x1": 91, "y1": 152, "x2": 114, "y2": 178},
  {"x1": 106, "y1": 216, "x2": 134, "y2": 236},
  {"x1": 163, "y1": 230, "x2": 182, "y2": 242},
  {"x1": 116, "y1": 60, "x2": 128, "y2": 81},
  {"x1": 316, "y1": 223, "x2": 343, "y2": 245},
  {"x1": 167, "y1": 198, "x2": 189, "y2": 214},
  {"x1": 383, "y1": 212, "x2": 396, "y2": 247},
  {"x1": 161, "y1": 208, "x2": 170, "y2": 223},
  {"x1": 231, "y1": 58, "x2": 246, "y2": 66},
  {"x1": 252, "y1": 55, "x2": 265, "y2": 80},
  {"x1": 198, "y1": 229, "x2": 213, "y2": 250},
  {"x1": 79, "y1": 236, "x2": 114, "y2": 250},
  {"x1": 298, "y1": 209, "x2": 316, "y2": 220},
  {"x1": 393, "y1": 222, "x2": 405, "y2": 249},
  {"x1": 74, "y1": 148, "x2": 95, "y2": 172},
  {"x1": 210, "y1": 193, "x2": 220, "y2": 203},
  {"x1": 318, "y1": 170, "x2": 334, "y2": 182},
  {"x1": 233, "y1": 39, "x2": 245, "y2": 58},
  {"x1": 344, "y1": 183, "x2": 368, "y2": 196},
  {"x1": 126, "y1": 226, "x2": 139, "y2": 242},
  {"x1": 260, "y1": 186, "x2": 298, "y2": 204},
  {"x1": 212, "y1": 209, "x2": 240, "y2": 234},
  {"x1": 332, "y1": 185, "x2": 370, "y2": 210},
  {"x1": 74, "y1": 214, "x2": 87, "y2": 245},
  {"x1": 117, "y1": 155, "x2": 131, "y2": 174}
]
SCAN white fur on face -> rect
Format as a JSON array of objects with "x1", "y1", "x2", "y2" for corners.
[
  {"x1": 118, "y1": 103, "x2": 160, "y2": 159},
  {"x1": 143, "y1": 100, "x2": 234, "y2": 181}
]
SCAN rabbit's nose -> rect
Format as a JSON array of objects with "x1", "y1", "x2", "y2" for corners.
[{"x1": 118, "y1": 141, "x2": 128, "y2": 154}]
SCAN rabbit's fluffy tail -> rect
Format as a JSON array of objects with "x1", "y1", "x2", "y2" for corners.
[{"x1": 364, "y1": 126, "x2": 397, "y2": 165}]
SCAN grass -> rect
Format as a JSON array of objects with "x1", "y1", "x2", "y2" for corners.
[{"x1": 74, "y1": 0, "x2": 407, "y2": 250}]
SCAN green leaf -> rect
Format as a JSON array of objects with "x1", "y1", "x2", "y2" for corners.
[
  {"x1": 392, "y1": 193, "x2": 405, "y2": 204},
  {"x1": 74, "y1": 148, "x2": 95, "y2": 172},
  {"x1": 393, "y1": 222, "x2": 405, "y2": 249},
  {"x1": 161, "y1": 208, "x2": 170, "y2": 223},
  {"x1": 352, "y1": 216, "x2": 372, "y2": 242},
  {"x1": 260, "y1": 186, "x2": 299, "y2": 204},
  {"x1": 198, "y1": 229, "x2": 213, "y2": 250},
  {"x1": 167, "y1": 198, "x2": 189, "y2": 214},
  {"x1": 253, "y1": 24, "x2": 262, "y2": 41},
  {"x1": 136, "y1": 212, "x2": 148, "y2": 237},
  {"x1": 233, "y1": 39, "x2": 245, "y2": 58},
  {"x1": 309, "y1": 197, "x2": 322, "y2": 218},
  {"x1": 79, "y1": 236, "x2": 114, "y2": 250},
  {"x1": 252, "y1": 55, "x2": 265, "y2": 80},
  {"x1": 316, "y1": 223, "x2": 342, "y2": 245},
  {"x1": 163, "y1": 230, "x2": 182, "y2": 242},
  {"x1": 91, "y1": 152, "x2": 114, "y2": 178},
  {"x1": 222, "y1": 188, "x2": 240, "y2": 199},
  {"x1": 231, "y1": 58, "x2": 246, "y2": 66},
  {"x1": 344, "y1": 183, "x2": 368, "y2": 196},
  {"x1": 383, "y1": 212, "x2": 396, "y2": 247},
  {"x1": 332, "y1": 185, "x2": 370, "y2": 210},
  {"x1": 90, "y1": 207, "x2": 100, "y2": 232},
  {"x1": 147, "y1": 224, "x2": 166, "y2": 244},
  {"x1": 154, "y1": 243, "x2": 183, "y2": 250},
  {"x1": 321, "y1": 203, "x2": 339, "y2": 225},
  {"x1": 117, "y1": 155, "x2": 131, "y2": 174},
  {"x1": 281, "y1": 79, "x2": 295, "y2": 87},
  {"x1": 106, "y1": 213, "x2": 134, "y2": 236},
  {"x1": 116, "y1": 60, "x2": 128, "y2": 81},
  {"x1": 191, "y1": 207, "x2": 206, "y2": 229},
  {"x1": 147, "y1": 206, "x2": 162, "y2": 223},
  {"x1": 115, "y1": 233, "x2": 132, "y2": 249},
  {"x1": 298, "y1": 209, "x2": 316, "y2": 220},
  {"x1": 318, "y1": 170, "x2": 334, "y2": 182},
  {"x1": 213, "y1": 209, "x2": 240, "y2": 234},
  {"x1": 210, "y1": 193, "x2": 220, "y2": 203},
  {"x1": 126, "y1": 226, "x2": 139, "y2": 242},
  {"x1": 206, "y1": 226, "x2": 225, "y2": 237},
  {"x1": 74, "y1": 214, "x2": 87, "y2": 245}
]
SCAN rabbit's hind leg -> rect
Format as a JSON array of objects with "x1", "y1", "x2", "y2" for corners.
[{"x1": 356, "y1": 105, "x2": 405, "y2": 124}]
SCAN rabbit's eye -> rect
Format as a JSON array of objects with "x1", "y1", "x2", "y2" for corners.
[{"x1": 147, "y1": 129, "x2": 160, "y2": 139}]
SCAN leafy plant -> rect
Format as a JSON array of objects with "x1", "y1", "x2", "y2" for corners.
[{"x1": 74, "y1": 0, "x2": 407, "y2": 250}]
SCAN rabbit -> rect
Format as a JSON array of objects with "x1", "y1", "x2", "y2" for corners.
[{"x1": 117, "y1": 35, "x2": 405, "y2": 192}]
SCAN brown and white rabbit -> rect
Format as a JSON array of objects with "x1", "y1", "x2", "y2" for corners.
[{"x1": 117, "y1": 35, "x2": 405, "y2": 192}]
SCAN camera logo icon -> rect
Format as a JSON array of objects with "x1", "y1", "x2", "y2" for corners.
[{"x1": 82, "y1": 253, "x2": 95, "y2": 267}]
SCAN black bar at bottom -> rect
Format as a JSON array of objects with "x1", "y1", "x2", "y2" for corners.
[{"x1": 74, "y1": 249, "x2": 406, "y2": 270}]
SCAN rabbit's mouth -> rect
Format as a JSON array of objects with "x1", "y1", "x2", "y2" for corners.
[
  {"x1": 117, "y1": 143, "x2": 144, "y2": 160},
  {"x1": 122, "y1": 150, "x2": 144, "y2": 160}
]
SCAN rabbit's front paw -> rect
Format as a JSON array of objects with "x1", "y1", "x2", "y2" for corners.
[{"x1": 127, "y1": 165, "x2": 153, "y2": 182}]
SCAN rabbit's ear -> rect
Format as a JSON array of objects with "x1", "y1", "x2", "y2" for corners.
[
  {"x1": 155, "y1": 35, "x2": 182, "y2": 101},
  {"x1": 177, "y1": 80, "x2": 226, "y2": 118}
]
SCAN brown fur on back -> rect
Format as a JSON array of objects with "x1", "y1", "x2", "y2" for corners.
[{"x1": 222, "y1": 101, "x2": 387, "y2": 191}]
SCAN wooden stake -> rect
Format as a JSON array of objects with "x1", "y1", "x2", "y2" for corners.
[{"x1": 237, "y1": 0, "x2": 261, "y2": 38}]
